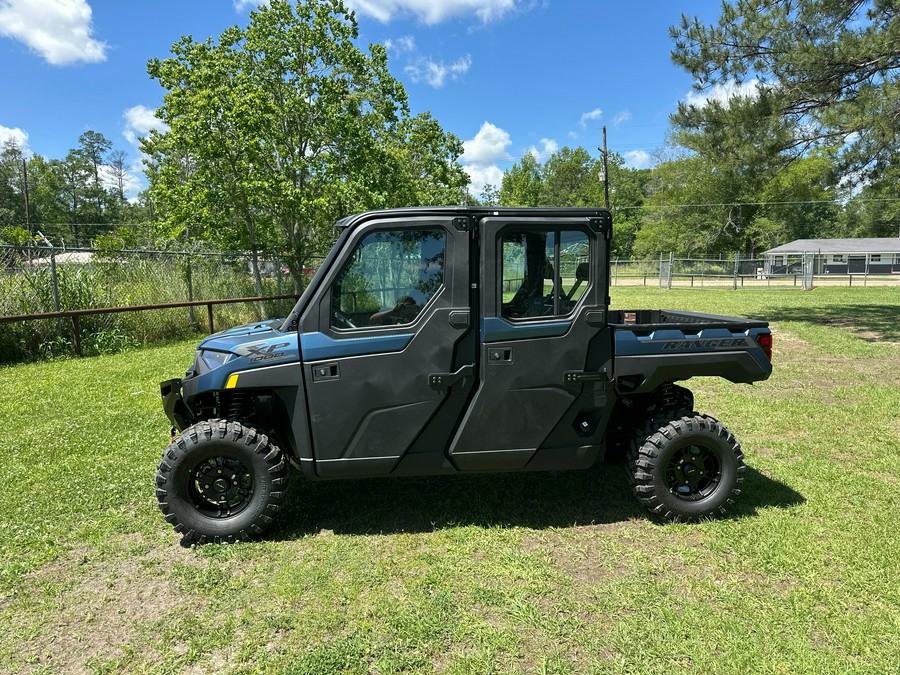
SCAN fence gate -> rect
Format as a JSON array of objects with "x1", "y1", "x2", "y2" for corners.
[
  {"x1": 658, "y1": 260, "x2": 671, "y2": 289},
  {"x1": 802, "y1": 252, "x2": 815, "y2": 290}
]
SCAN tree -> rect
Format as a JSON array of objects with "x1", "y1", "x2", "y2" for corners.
[
  {"x1": 145, "y1": 0, "x2": 465, "y2": 291},
  {"x1": 635, "y1": 154, "x2": 766, "y2": 257},
  {"x1": 73, "y1": 130, "x2": 113, "y2": 218},
  {"x1": 671, "y1": 0, "x2": 900, "y2": 181},
  {"x1": 499, "y1": 152, "x2": 542, "y2": 207},
  {"x1": 0, "y1": 140, "x2": 26, "y2": 230},
  {"x1": 842, "y1": 165, "x2": 900, "y2": 238},
  {"x1": 59, "y1": 150, "x2": 92, "y2": 243},
  {"x1": 605, "y1": 153, "x2": 652, "y2": 259},
  {"x1": 107, "y1": 149, "x2": 129, "y2": 203},
  {"x1": 542, "y1": 147, "x2": 601, "y2": 207}
]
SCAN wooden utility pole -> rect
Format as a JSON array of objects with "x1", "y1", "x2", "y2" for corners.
[{"x1": 598, "y1": 126, "x2": 610, "y2": 209}]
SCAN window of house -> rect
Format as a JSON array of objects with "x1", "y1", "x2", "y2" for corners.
[
  {"x1": 871, "y1": 254, "x2": 881, "y2": 263},
  {"x1": 330, "y1": 228, "x2": 445, "y2": 329},
  {"x1": 500, "y1": 229, "x2": 590, "y2": 320},
  {"x1": 833, "y1": 254, "x2": 844, "y2": 263}
]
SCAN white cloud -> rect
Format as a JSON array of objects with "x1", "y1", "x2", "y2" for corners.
[
  {"x1": 579, "y1": 107, "x2": 602, "y2": 128},
  {"x1": 461, "y1": 121, "x2": 512, "y2": 197},
  {"x1": 0, "y1": 0, "x2": 106, "y2": 65},
  {"x1": 461, "y1": 122, "x2": 511, "y2": 164},
  {"x1": 684, "y1": 79, "x2": 761, "y2": 108},
  {"x1": 464, "y1": 164, "x2": 504, "y2": 199},
  {"x1": 347, "y1": 0, "x2": 517, "y2": 24},
  {"x1": 623, "y1": 150, "x2": 651, "y2": 170},
  {"x1": 233, "y1": 0, "x2": 268, "y2": 11},
  {"x1": 526, "y1": 138, "x2": 558, "y2": 162},
  {"x1": 0, "y1": 124, "x2": 29, "y2": 153},
  {"x1": 405, "y1": 53, "x2": 471, "y2": 88},
  {"x1": 384, "y1": 35, "x2": 416, "y2": 53},
  {"x1": 123, "y1": 105, "x2": 167, "y2": 146},
  {"x1": 612, "y1": 110, "x2": 632, "y2": 127}
]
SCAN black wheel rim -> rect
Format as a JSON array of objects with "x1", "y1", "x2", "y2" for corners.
[
  {"x1": 188, "y1": 456, "x2": 254, "y2": 518},
  {"x1": 664, "y1": 442, "x2": 721, "y2": 501}
]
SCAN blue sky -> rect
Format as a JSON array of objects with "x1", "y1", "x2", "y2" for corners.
[{"x1": 0, "y1": 0, "x2": 732, "y2": 199}]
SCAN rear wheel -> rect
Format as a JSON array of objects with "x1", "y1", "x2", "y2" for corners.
[
  {"x1": 628, "y1": 412, "x2": 744, "y2": 522},
  {"x1": 155, "y1": 419, "x2": 288, "y2": 544}
]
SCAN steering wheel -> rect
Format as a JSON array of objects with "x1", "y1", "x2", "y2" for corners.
[{"x1": 333, "y1": 310, "x2": 357, "y2": 329}]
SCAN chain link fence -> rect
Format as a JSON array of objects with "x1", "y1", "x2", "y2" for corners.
[
  {"x1": 0, "y1": 245, "x2": 319, "y2": 362},
  {"x1": 3, "y1": 243, "x2": 897, "y2": 363},
  {"x1": 616, "y1": 254, "x2": 900, "y2": 290}
]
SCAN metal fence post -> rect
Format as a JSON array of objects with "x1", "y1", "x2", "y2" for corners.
[
  {"x1": 276, "y1": 257, "x2": 283, "y2": 316},
  {"x1": 732, "y1": 252, "x2": 739, "y2": 290},
  {"x1": 49, "y1": 249, "x2": 62, "y2": 335},
  {"x1": 186, "y1": 255, "x2": 196, "y2": 324}
]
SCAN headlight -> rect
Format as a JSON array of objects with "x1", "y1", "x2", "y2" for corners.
[{"x1": 198, "y1": 349, "x2": 236, "y2": 371}]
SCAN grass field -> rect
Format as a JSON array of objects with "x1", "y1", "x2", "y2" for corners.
[{"x1": 1, "y1": 286, "x2": 898, "y2": 674}]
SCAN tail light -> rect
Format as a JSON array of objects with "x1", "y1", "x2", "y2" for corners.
[{"x1": 755, "y1": 333, "x2": 773, "y2": 361}]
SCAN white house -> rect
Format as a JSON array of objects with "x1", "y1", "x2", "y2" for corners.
[{"x1": 763, "y1": 238, "x2": 900, "y2": 275}]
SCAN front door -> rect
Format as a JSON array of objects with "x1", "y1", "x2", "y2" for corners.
[{"x1": 299, "y1": 215, "x2": 475, "y2": 477}]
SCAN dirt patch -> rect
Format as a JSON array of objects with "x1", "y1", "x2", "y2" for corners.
[
  {"x1": 520, "y1": 523, "x2": 645, "y2": 585},
  {"x1": 13, "y1": 533, "x2": 202, "y2": 674}
]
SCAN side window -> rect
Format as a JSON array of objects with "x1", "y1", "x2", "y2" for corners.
[
  {"x1": 501, "y1": 229, "x2": 589, "y2": 320},
  {"x1": 331, "y1": 228, "x2": 445, "y2": 329}
]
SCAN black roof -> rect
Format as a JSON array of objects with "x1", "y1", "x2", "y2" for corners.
[
  {"x1": 334, "y1": 206, "x2": 611, "y2": 229},
  {"x1": 764, "y1": 238, "x2": 900, "y2": 254}
]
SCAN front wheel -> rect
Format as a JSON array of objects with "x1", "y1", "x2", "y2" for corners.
[
  {"x1": 629, "y1": 412, "x2": 745, "y2": 522},
  {"x1": 155, "y1": 419, "x2": 288, "y2": 544}
]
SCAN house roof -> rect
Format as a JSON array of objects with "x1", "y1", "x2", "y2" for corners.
[
  {"x1": 29, "y1": 251, "x2": 94, "y2": 265},
  {"x1": 764, "y1": 238, "x2": 900, "y2": 254}
]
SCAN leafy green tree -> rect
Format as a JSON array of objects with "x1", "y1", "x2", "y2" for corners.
[
  {"x1": 26, "y1": 155, "x2": 71, "y2": 242},
  {"x1": 755, "y1": 152, "x2": 840, "y2": 245},
  {"x1": 145, "y1": 0, "x2": 464, "y2": 291},
  {"x1": 542, "y1": 147, "x2": 601, "y2": 207},
  {"x1": 842, "y1": 165, "x2": 900, "y2": 238},
  {"x1": 0, "y1": 140, "x2": 26, "y2": 230},
  {"x1": 635, "y1": 154, "x2": 760, "y2": 257},
  {"x1": 671, "y1": 0, "x2": 900, "y2": 180},
  {"x1": 499, "y1": 152, "x2": 543, "y2": 207},
  {"x1": 73, "y1": 130, "x2": 113, "y2": 218},
  {"x1": 606, "y1": 154, "x2": 652, "y2": 259},
  {"x1": 59, "y1": 150, "x2": 93, "y2": 243}
]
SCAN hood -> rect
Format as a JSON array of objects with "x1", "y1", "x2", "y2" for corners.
[
  {"x1": 199, "y1": 319, "x2": 298, "y2": 366},
  {"x1": 187, "y1": 319, "x2": 300, "y2": 388},
  {"x1": 203, "y1": 318, "x2": 284, "y2": 342}
]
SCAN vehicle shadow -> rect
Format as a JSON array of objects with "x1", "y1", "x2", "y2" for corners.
[
  {"x1": 269, "y1": 462, "x2": 805, "y2": 540},
  {"x1": 766, "y1": 304, "x2": 900, "y2": 342}
]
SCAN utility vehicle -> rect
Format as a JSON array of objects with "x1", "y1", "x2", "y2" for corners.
[{"x1": 157, "y1": 207, "x2": 773, "y2": 544}]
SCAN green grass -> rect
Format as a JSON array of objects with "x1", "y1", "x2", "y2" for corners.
[{"x1": 1, "y1": 286, "x2": 898, "y2": 673}]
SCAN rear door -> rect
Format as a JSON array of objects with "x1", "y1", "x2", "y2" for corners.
[
  {"x1": 298, "y1": 215, "x2": 476, "y2": 477},
  {"x1": 448, "y1": 214, "x2": 613, "y2": 471}
]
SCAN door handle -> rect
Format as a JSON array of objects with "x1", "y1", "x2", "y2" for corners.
[
  {"x1": 487, "y1": 347, "x2": 513, "y2": 363},
  {"x1": 428, "y1": 365, "x2": 474, "y2": 389},
  {"x1": 449, "y1": 310, "x2": 470, "y2": 329},
  {"x1": 311, "y1": 363, "x2": 340, "y2": 382}
]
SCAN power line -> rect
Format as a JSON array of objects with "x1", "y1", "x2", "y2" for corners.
[{"x1": 613, "y1": 197, "x2": 900, "y2": 210}]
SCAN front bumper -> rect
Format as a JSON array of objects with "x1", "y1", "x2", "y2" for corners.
[{"x1": 160, "y1": 378, "x2": 194, "y2": 433}]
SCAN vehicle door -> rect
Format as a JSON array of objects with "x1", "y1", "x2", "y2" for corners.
[
  {"x1": 448, "y1": 215, "x2": 613, "y2": 471},
  {"x1": 298, "y1": 215, "x2": 476, "y2": 477}
]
